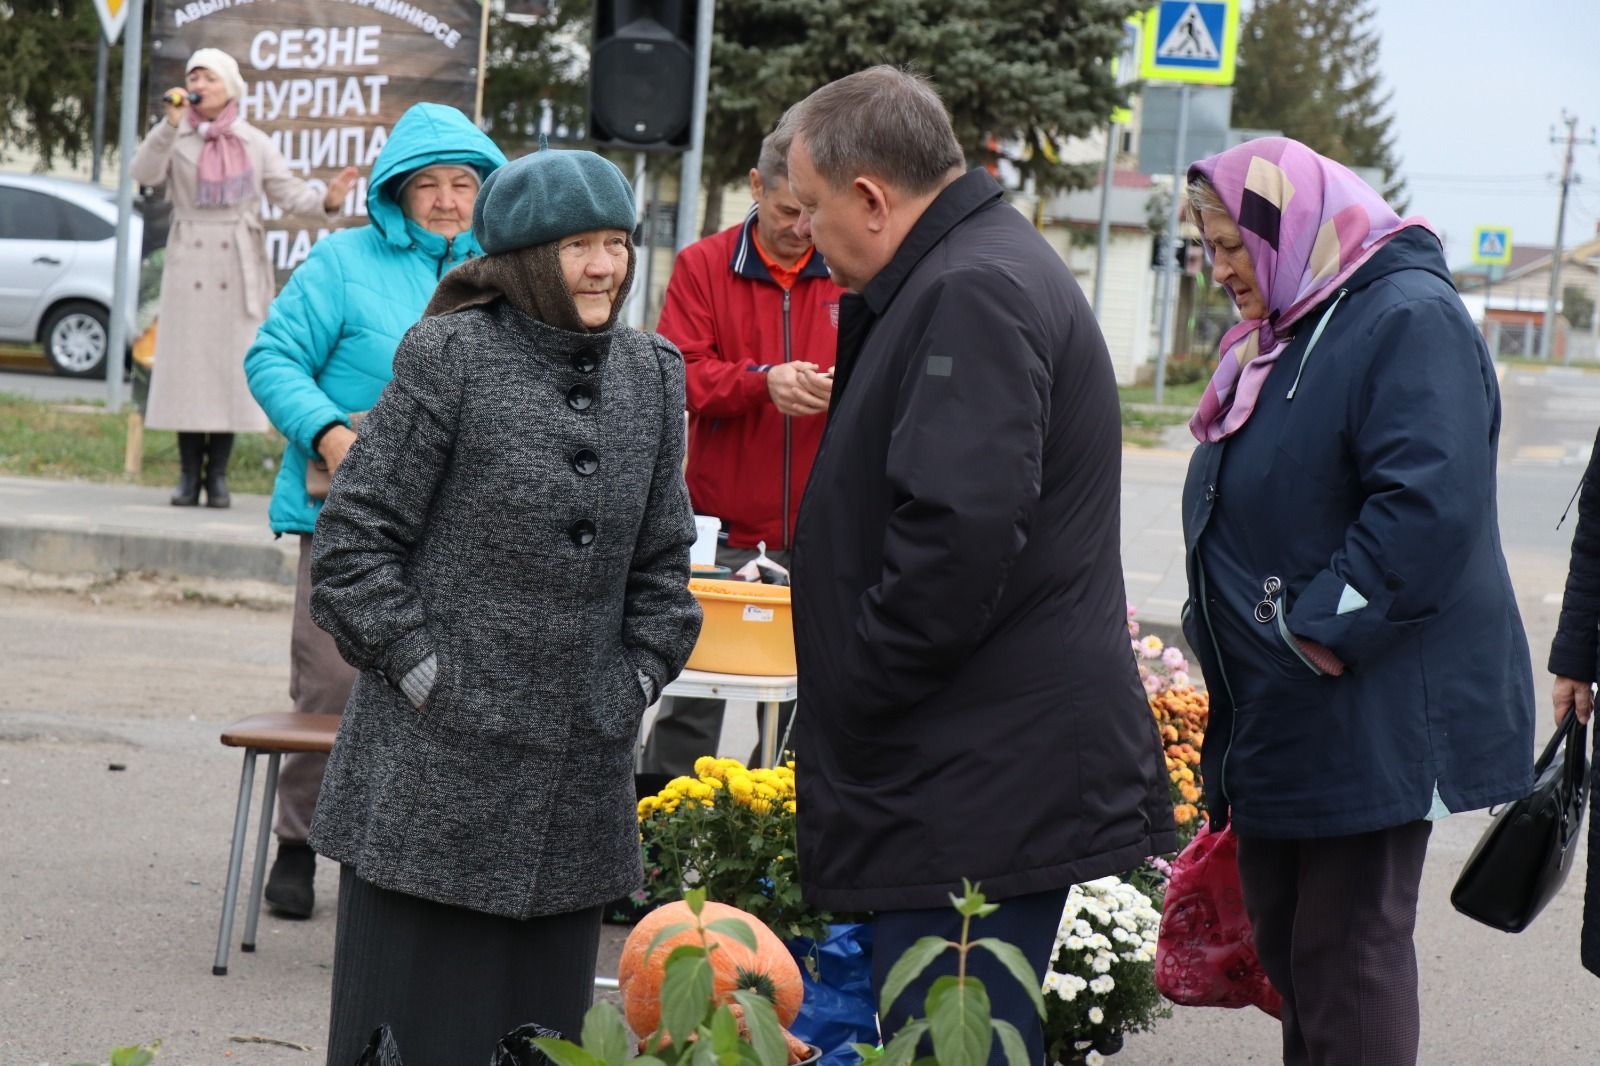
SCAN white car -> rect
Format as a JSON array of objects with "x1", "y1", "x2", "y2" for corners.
[{"x1": 0, "y1": 173, "x2": 145, "y2": 378}]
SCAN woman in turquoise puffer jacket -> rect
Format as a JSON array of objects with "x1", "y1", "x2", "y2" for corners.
[{"x1": 243, "y1": 101, "x2": 505, "y2": 920}]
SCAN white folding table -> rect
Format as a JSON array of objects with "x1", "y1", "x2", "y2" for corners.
[{"x1": 658, "y1": 667, "x2": 798, "y2": 769}]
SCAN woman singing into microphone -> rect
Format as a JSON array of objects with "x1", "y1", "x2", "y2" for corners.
[{"x1": 132, "y1": 48, "x2": 357, "y2": 508}]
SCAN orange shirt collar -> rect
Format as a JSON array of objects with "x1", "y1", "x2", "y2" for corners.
[{"x1": 751, "y1": 225, "x2": 814, "y2": 290}]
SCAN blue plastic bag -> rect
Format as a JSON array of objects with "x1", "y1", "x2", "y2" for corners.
[{"x1": 785, "y1": 923, "x2": 877, "y2": 1066}]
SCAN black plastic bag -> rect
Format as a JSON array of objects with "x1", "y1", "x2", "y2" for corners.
[
  {"x1": 353, "y1": 1025, "x2": 404, "y2": 1066},
  {"x1": 491, "y1": 1023, "x2": 565, "y2": 1066}
]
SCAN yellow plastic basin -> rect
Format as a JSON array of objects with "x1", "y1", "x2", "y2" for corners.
[{"x1": 684, "y1": 579, "x2": 796, "y2": 676}]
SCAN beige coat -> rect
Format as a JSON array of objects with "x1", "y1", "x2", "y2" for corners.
[{"x1": 131, "y1": 118, "x2": 332, "y2": 432}]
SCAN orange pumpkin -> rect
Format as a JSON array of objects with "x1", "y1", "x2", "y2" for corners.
[{"x1": 619, "y1": 900, "x2": 804, "y2": 1036}]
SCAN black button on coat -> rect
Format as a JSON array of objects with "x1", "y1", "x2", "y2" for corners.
[
  {"x1": 308, "y1": 301, "x2": 702, "y2": 919},
  {"x1": 790, "y1": 171, "x2": 1175, "y2": 912}
]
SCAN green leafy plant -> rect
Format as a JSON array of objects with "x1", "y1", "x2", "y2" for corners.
[
  {"x1": 537, "y1": 889, "x2": 800, "y2": 1066},
  {"x1": 70, "y1": 1042, "x2": 161, "y2": 1066},
  {"x1": 638, "y1": 758, "x2": 838, "y2": 944},
  {"x1": 852, "y1": 881, "x2": 1044, "y2": 1066},
  {"x1": 1042, "y1": 877, "x2": 1168, "y2": 1065}
]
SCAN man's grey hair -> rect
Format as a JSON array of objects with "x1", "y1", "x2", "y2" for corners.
[
  {"x1": 779, "y1": 66, "x2": 964, "y2": 195},
  {"x1": 755, "y1": 128, "x2": 789, "y2": 185}
]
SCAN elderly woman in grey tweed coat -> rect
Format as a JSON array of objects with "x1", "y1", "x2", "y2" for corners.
[{"x1": 307, "y1": 142, "x2": 702, "y2": 1064}]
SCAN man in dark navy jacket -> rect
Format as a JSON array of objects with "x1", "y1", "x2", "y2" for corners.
[{"x1": 781, "y1": 67, "x2": 1174, "y2": 1066}]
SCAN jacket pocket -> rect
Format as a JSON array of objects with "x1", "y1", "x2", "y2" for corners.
[
  {"x1": 1272, "y1": 597, "x2": 1326, "y2": 677},
  {"x1": 581, "y1": 650, "x2": 650, "y2": 743}
]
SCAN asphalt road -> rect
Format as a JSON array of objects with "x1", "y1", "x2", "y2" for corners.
[
  {"x1": 0, "y1": 350, "x2": 126, "y2": 404},
  {"x1": 5, "y1": 363, "x2": 1600, "y2": 1064}
]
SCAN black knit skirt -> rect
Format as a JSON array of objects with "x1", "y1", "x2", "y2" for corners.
[{"x1": 325, "y1": 865, "x2": 603, "y2": 1066}]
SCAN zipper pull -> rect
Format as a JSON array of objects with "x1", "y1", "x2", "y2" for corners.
[{"x1": 1253, "y1": 575, "x2": 1281, "y2": 623}]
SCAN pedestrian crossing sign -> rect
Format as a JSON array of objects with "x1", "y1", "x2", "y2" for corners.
[
  {"x1": 1473, "y1": 226, "x2": 1513, "y2": 267},
  {"x1": 1140, "y1": 0, "x2": 1240, "y2": 86}
]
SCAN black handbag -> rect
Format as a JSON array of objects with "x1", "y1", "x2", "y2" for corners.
[{"x1": 1451, "y1": 712, "x2": 1589, "y2": 933}]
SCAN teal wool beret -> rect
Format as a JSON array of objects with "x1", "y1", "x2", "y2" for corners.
[{"x1": 471, "y1": 139, "x2": 636, "y2": 254}]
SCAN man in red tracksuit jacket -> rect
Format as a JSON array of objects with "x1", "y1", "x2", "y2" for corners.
[{"x1": 639, "y1": 131, "x2": 844, "y2": 774}]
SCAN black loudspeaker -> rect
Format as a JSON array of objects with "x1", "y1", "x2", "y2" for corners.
[{"x1": 589, "y1": 0, "x2": 697, "y2": 150}]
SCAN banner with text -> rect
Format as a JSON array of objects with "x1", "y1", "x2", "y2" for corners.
[{"x1": 148, "y1": 0, "x2": 485, "y2": 288}]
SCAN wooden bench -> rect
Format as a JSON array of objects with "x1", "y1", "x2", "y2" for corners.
[{"x1": 213, "y1": 712, "x2": 341, "y2": 976}]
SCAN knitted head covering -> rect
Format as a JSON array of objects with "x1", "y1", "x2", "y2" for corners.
[
  {"x1": 185, "y1": 48, "x2": 246, "y2": 101},
  {"x1": 426, "y1": 136, "x2": 637, "y2": 332},
  {"x1": 1186, "y1": 137, "x2": 1432, "y2": 442},
  {"x1": 471, "y1": 136, "x2": 636, "y2": 254}
]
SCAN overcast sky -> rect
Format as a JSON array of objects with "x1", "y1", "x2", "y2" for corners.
[{"x1": 1367, "y1": 0, "x2": 1600, "y2": 266}]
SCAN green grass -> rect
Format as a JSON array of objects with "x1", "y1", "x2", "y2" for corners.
[
  {"x1": 1497, "y1": 355, "x2": 1600, "y2": 371},
  {"x1": 1117, "y1": 380, "x2": 1200, "y2": 448},
  {"x1": 0, "y1": 391, "x2": 282, "y2": 494},
  {"x1": 1117, "y1": 380, "x2": 1207, "y2": 408}
]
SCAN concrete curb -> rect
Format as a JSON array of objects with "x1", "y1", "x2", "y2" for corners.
[{"x1": 0, "y1": 522, "x2": 297, "y2": 585}]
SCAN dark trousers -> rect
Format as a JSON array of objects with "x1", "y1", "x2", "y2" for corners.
[
  {"x1": 873, "y1": 886, "x2": 1069, "y2": 1066},
  {"x1": 1236, "y1": 821, "x2": 1432, "y2": 1066},
  {"x1": 639, "y1": 545, "x2": 793, "y2": 773},
  {"x1": 277, "y1": 534, "x2": 356, "y2": 841}
]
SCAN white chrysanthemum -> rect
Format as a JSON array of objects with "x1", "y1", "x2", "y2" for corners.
[
  {"x1": 1074, "y1": 919, "x2": 1094, "y2": 938},
  {"x1": 1092, "y1": 954, "x2": 1113, "y2": 974},
  {"x1": 1065, "y1": 935, "x2": 1083, "y2": 952},
  {"x1": 1090, "y1": 975, "x2": 1115, "y2": 995},
  {"x1": 1086, "y1": 1052, "x2": 1105, "y2": 1066},
  {"x1": 1088, "y1": 1007, "x2": 1104, "y2": 1025}
]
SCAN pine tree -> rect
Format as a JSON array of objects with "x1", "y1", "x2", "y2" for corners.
[
  {"x1": 0, "y1": 0, "x2": 145, "y2": 169},
  {"x1": 483, "y1": 0, "x2": 1140, "y2": 233},
  {"x1": 1232, "y1": 0, "x2": 1407, "y2": 210}
]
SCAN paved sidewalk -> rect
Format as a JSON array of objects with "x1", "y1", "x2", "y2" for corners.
[
  {"x1": 0, "y1": 475, "x2": 297, "y2": 586},
  {"x1": 0, "y1": 438, "x2": 1197, "y2": 625}
]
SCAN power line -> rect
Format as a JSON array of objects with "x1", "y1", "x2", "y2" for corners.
[{"x1": 1406, "y1": 172, "x2": 1551, "y2": 183}]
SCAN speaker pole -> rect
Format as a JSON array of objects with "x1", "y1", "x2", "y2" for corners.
[
  {"x1": 626, "y1": 151, "x2": 648, "y2": 329},
  {"x1": 673, "y1": 0, "x2": 714, "y2": 251}
]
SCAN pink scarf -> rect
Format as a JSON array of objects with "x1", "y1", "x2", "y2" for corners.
[
  {"x1": 1187, "y1": 138, "x2": 1433, "y2": 442},
  {"x1": 188, "y1": 99, "x2": 255, "y2": 208}
]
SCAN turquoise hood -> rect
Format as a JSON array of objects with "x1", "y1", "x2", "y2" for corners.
[
  {"x1": 368, "y1": 101, "x2": 507, "y2": 266},
  {"x1": 245, "y1": 104, "x2": 506, "y2": 536}
]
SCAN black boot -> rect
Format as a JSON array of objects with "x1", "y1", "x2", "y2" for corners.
[
  {"x1": 264, "y1": 841, "x2": 316, "y2": 919},
  {"x1": 170, "y1": 433, "x2": 203, "y2": 506},
  {"x1": 203, "y1": 433, "x2": 234, "y2": 509}
]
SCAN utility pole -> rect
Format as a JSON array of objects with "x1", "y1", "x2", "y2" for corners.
[
  {"x1": 1541, "y1": 112, "x2": 1596, "y2": 361},
  {"x1": 673, "y1": 0, "x2": 714, "y2": 251}
]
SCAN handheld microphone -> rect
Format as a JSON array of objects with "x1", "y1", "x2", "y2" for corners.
[{"x1": 164, "y1": 89, "x2": 203, "y2": 107}]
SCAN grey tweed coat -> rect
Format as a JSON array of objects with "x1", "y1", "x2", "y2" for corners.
[{"x1": 307, "y1": 299, "x2": 702, "y2": 919}]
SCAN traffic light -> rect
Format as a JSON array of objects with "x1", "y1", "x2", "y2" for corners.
[{"x1": 589, "y1": 0, "x2": 698, "y2": 151}]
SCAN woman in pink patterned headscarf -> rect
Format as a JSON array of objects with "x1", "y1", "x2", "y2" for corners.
[
  {"x1": 1176, "y1": 137, "x2": 1534, "y2": 1065},
  {"x1": 131, "y1": 49, "x2": 357, "y2": 509}
]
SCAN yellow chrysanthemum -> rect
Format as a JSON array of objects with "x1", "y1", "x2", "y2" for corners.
[
  {"x1": 694, "y1": 756, "x2": 720, "y2": 778},
  {"x1": 783, "y1": 800, "x2": 797, "y2": 814}
]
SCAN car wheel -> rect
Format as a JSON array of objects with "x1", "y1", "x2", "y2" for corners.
[{"x1": 41, "y1": 301, "x2": 110, "y2": 379}]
